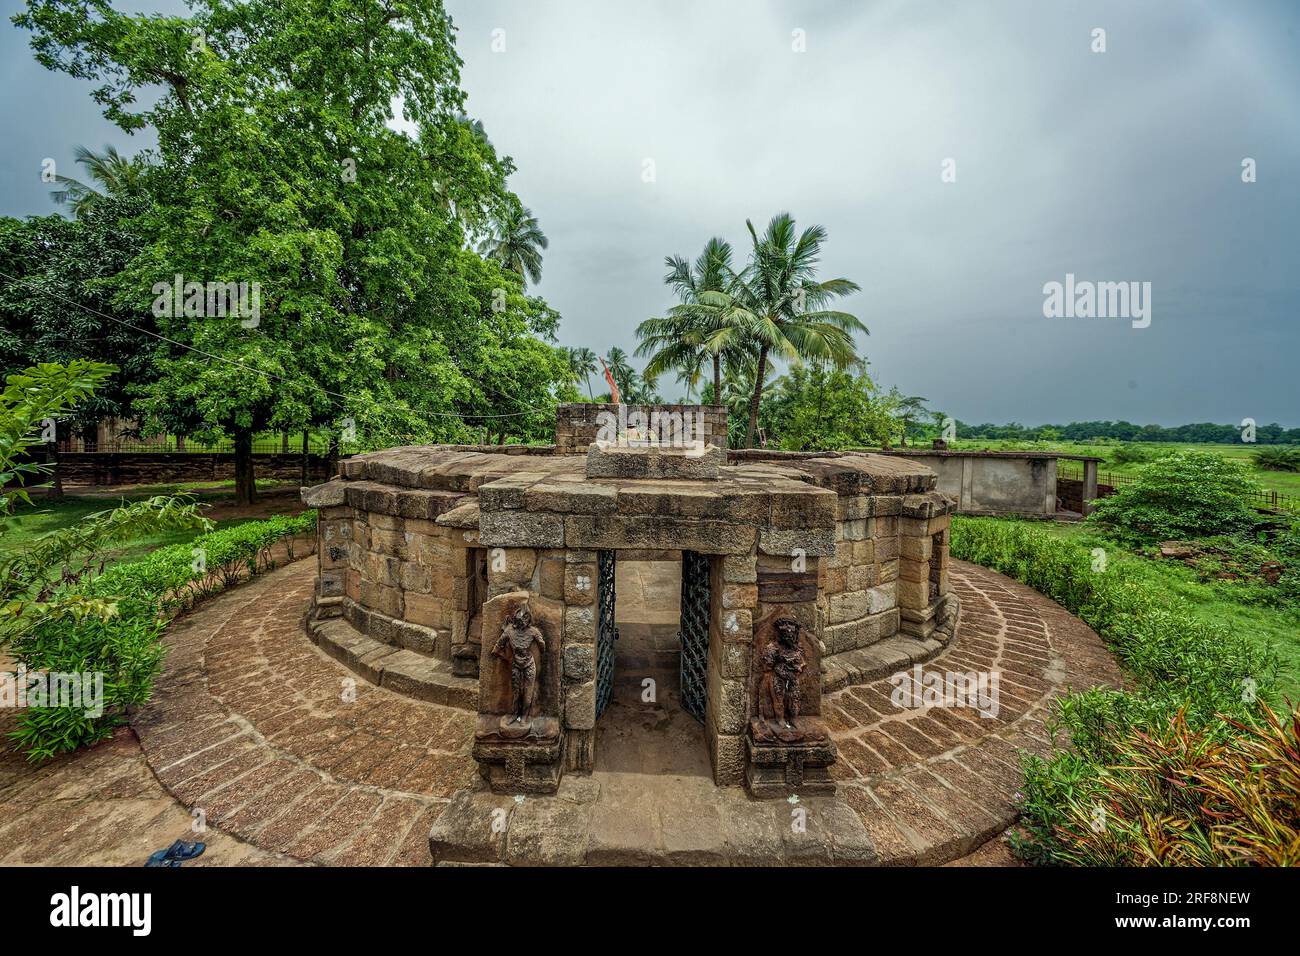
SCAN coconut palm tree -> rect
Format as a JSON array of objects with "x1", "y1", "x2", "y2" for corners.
[
  {"x1": 636, "y1": 237, "x2": 749, "y2": 401},
  {"x1": 566, "y1": 347, "x2": 598, "y2": 398},
  {"x1": 478, "y1": 205, "x2": 548, "y2": 286},
  {"x1": 50, "y1": 144, "x2": 151, "y2": 217},
  {"x1": 701, "y1": 213, "x2": 866, "y2": 448}
]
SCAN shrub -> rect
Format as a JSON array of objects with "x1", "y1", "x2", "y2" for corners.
[
  {"x1": 951, "y1": 517, "x2": 1284, "y2": 865},
  {"x1": 9, "y1": 511, "x2": 316, "y2": 760},
  {"x1": 1253, "y1": 446, "x2": 1300, "y2": 472},
  {"x1": 1029, "y1": 705, "x2": 1300, "y2": 866},
  {"x1": 1108, "y1": 443, "x2": 1152, "y2": 465},
  {"x1": 1087, "y1": 450, "x2": 1261, "y2": 541}
]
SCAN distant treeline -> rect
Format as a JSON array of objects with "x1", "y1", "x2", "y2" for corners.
[{"x1": 953, "y1": 420, "x2": 1300, "y2": 444}]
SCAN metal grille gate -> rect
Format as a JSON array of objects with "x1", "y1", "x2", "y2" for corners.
[
  {"x1": 595, "y1": 549, "x2": 617, "y2": 718},
  {"x1": 678, "y1": 550, "x2": 710, "y2": 723}
]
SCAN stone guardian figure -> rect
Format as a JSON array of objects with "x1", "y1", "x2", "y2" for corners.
[
  {"x1": 492, "y1": 605, "x2": 546, "y2": 724},
  {"x1": 763, "y1": 618, "x2": 806, "y2": 728}
]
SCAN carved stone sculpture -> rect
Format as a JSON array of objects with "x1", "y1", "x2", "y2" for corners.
[
  {"x1": 762, "y1": 618, "x2": 806, "y2": 728},
  {"x1": 492, "y1": 604, "x2": 546, "y2": 724}
]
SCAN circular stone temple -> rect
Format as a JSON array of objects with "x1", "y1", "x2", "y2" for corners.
[{"x1": 301, "y1": 403, "x2": 959, "y2": 799}]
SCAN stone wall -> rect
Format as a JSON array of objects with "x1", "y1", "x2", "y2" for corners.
[
  {"x1": 303, "y1": 442, "x2": 959, "y2": 796},
  {"x1": 55, "y1": 451, "x2": 333, "y2": 486},
  {"x1": 876, "y1": 449, "x2": 1063, "y2": 516},
  {"x1": 817, "y1": 498, "x2": 901, "y2": 658},
  {"x1": 555, "y1": 403, "x2": 728, "y2": 454}
]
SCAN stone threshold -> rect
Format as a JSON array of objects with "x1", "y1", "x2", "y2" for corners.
[{"x1": 428, "y1": 774, "x2": 877, "y2": 866}]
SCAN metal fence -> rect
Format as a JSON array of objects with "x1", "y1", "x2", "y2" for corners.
[
  {"x1": 57, "y1": 435, "x2": 333, "y2": 455},
  {"x1": 1057, "y1": 464, "x2": 1300, "y2": 515}
]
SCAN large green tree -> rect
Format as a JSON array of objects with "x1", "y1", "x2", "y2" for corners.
[{"x1": 16, "y1": 0, "x2": 566, "y2": 502}]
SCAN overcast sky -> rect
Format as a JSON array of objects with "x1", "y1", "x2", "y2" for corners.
[{"x1": 4, "y1": 0, "x2": 1298, "y2": 425}]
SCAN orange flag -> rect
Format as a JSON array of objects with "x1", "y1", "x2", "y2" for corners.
[{"x1": 599, "y1": 355, "x2": 621, "y2": 404}]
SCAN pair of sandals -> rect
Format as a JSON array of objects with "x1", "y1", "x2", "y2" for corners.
[{"x1": 145, "y1": 839, "x2": 206, "y2": 867}]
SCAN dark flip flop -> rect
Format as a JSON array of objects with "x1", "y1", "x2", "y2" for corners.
[
  {"x1": 162, "y1": 839, "x2": 206, "y2": 862},
  {"x1": 144, "y1": 851, "x2": 181, "y2": 867}
]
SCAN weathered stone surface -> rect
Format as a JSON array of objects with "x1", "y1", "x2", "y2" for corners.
[
  {"x1": 585, "y1": 442, "x2": 725, "y2": 480},
  {"x1": 435, "y1": 499, "x2": 480, "y2": 529},
  {"x1": 759, "y1": 527, "x2": 836, "y2": 557},
  {"x1": 478, "y1": 510, "x2": 565, "y2": 549},
  {"x1": 302, "y1": 479, "x2": 348, "y2": 507},
  {"x1": 565, "y1": 514, "x2": 757, "y2": 555}
]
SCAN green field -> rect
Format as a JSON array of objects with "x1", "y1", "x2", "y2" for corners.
[
  {"x1": 949, "y1": 439, "x2": 1300, "y2": 498},
  {"x1": 0, "y1": 479, "x2": 305, "y2": 568}
]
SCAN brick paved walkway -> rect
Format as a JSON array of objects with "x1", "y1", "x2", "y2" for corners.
[{"x1": 0, "y1": 557, "x2": 1122, "y2": 866}]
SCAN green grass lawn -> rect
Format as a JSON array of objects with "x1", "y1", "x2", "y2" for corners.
[
  {"x1": 951, "y1": 438, "x2": 1300, "y2": 498},
  {"x1": 0, "y1": 479, "x2": 305, "y2": 568},
  {"x1": 1030, "y1": 520, "x2": 1300, "y2": 704}
]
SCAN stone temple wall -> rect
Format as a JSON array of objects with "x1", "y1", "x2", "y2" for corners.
[
  {"x1": 554, "y1": 402, "x2": 728, "y2": 454},
  {"x1": 302, "y1": 432, "x2": 959, "y2": 796}
]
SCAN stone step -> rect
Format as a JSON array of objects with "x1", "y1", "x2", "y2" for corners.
[
  {"x1": 309, "y1": 617, "x2": 479, "y2": 710},
  {"x1": 821, "y1": 635, "x2": 944, "y2": 693},
  {"x1": 428, "y1": 774, "x2": 878, "y2": 866}
]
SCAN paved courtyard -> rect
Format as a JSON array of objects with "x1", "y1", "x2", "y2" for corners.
[{"x1": 0, "y1": 556, "x2": 1122, "y2": 866}]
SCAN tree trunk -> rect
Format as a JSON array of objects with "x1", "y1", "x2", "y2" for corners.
[
  {"x1": 46, "y1": 439, "x2": 64, "y2": 500},
  {"x1": 327, "y1": 433, "x2": 340, "y2": 479},
  {"x1": 233, "y1": 427, "x2": 256, "y2": 505},
  {"x1": 300, "y1": 430, "x2": 309, "y2": 485},
  {"x1": 712, "y1": 354, "x2": 721, "y2": 404},
  {"x1": 282, "y1": 432, "x2": 289, "y2": 453},
  {"x1": 175, "y1": 433, "x2": 186, "y2": 451},
  {"x1": 744, "y1": 346, "x2": 768, "y2": 449}
]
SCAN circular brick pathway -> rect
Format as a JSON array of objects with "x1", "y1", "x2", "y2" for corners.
[{"x1": 0, "y1": 557, "x2": 1123, "y2": 866}]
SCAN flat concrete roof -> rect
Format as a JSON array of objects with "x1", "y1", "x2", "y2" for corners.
[{"x1": 866, "y1": 448, "x2": 1105, "y2": 463}]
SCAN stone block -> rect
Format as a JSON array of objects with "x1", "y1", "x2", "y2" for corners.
[
  {"x1": 720, "y1": 583, "x2": 759, "y2": 610},
  {"x1": 564, "y1": 605, "x2": 595, "y2": 646},
  {"x1": 563, "y1": 643, "x2": 595, "y2": 682},
  {"x1": 478, "y1": 511, "x2": 564, "y2": 549},
  {"x1": 716, "y1": 608, "x2": 753, "y2": 643},
  {"x1": 565, "y1": 680, "x2": 597, "y2": 730},
  {"x1": 758, "y1": 527, "x2": 836, "y2": 557},
  {"x1": 564, "y1": 563, "x2": 596, "y2": 605},
  {"x1": 488, "y1": 547, "x2": 537, "y2": 588},
  {"x1": 538, "y1": 556, "x2": 565, "y2": 600},
  {"x1": 585, "y1": 441, "x2": 724, "y2": 480},
  {"x1": 721, "y1": 555, "x2": 757, "y2": 584},
  {"x1": 404, "y1": 592, "x2": 449, "y2": 629}
]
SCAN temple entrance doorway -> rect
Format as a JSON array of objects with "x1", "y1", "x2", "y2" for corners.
[{"x1": 592, "y1": 549, "x2": 710, "y2": 777}]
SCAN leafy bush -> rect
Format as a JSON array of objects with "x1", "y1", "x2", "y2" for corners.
[
  {"x1": 1087, "y1": 450, "x2": 1262, "y2": 541},
  {"x1": 1025, "y1": 705, "x2": 1300, "y2": 866},
  {"x1": 1108, "y1": 443, "x2": 1152, "y2": 465},
  {"x1": 92, "y1": 511, "x2": 317, "y2": 611},
  {"x1": 1253, "y1": 445, "x2": 1300, "y2": 472},
  {"x1": 9, "y1": 511, "x2": 316, "y2": 760},
  {"x1": 951, "y1": 517, "x2": 1284, "y2": 865}
]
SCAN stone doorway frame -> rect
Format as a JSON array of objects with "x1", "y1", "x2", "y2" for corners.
[{"x1": 589, "y1": 547, "x2": 718, "y2": 770}]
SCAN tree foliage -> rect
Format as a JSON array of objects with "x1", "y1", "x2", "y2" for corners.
[
  {"x1": 1087, "y1": 450, "x2": 1264, "y2": 541},
  {"x1": 14, "y1": 0, "x2": 568, "y2": 499}
]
